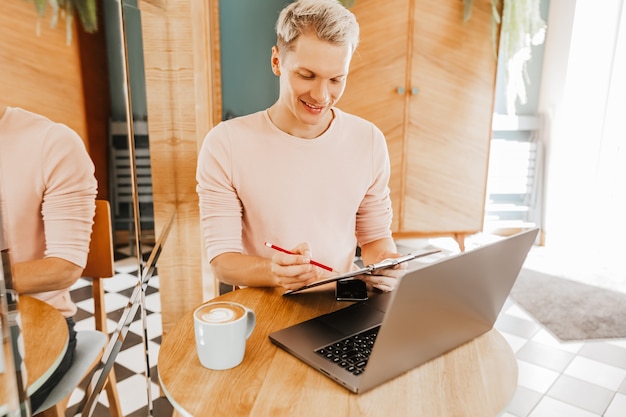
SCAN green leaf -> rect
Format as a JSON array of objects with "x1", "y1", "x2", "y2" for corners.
[
  {"x1": 71, "y1": 0, "x2": 98, "y2": 33},
  {"x1": 338, "y1": 0, "x2": 356, "y2": 8},
  {"x1": 463, "y1": 0, "x2": 473, "y2": 22},
  {"x1": 491, "y1": 0, "x2": 502, "y2": 57},
  {"x1": 33, "y1": 0, "x2": 46, "y2": 16},
  {"x1": 28, "y1": 0, "x2": 97, "y2": 37}
]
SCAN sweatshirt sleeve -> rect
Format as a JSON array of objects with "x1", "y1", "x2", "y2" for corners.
[
  {"x1": 41, "y1": 123, "x2": 97, "y2": 268},
  {"x1": 196, "y1": 123, "x2": 245, "y2": 262},
  {"x1": 355, "y1": 123, "x2": 394, "y2": 246}
]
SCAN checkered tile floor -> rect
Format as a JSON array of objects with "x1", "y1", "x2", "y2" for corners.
[
  {"x1": 66, "y1": 245, "x2": 172, "y2": 417},
  {"x1": 65, "y1": 237, "x2": 626, "y2": 417}
]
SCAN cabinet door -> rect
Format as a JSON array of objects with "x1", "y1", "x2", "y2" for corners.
[
  {"x1": 339, "y1": 0, "x2": 411, "y2": 232},
  {"x1": 405, "y1": 0, "x2": 497, "y2": 234}
]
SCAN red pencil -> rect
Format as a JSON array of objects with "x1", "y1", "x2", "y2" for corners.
[{"x1": 264, "y1": 242, "x2": 335, "y2": 272}]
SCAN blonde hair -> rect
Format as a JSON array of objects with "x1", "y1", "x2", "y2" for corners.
[{"x1": 275, "y1": 0, "x2": 359, "y2": 55}]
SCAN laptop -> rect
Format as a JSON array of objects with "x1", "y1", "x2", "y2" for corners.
[{"x1": 269, "y1": 228, "x2": 539, "y2": 394}]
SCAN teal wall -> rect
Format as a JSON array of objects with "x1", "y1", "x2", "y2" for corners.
[
  {"x1": 103, "y1": 0, "x2": 148, "y2": 121},
  {"x1": 219, "y1": 0, "x2": 291, "y2": 119}
]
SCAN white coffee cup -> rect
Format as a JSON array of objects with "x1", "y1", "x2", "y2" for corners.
[{"x1": 193, "y1": 301, "x2": 256, "y2": 370}]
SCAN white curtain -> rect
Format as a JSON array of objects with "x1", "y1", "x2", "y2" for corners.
[{"x1": 539, "y1": 0, "x2": 625, "y2": 275}]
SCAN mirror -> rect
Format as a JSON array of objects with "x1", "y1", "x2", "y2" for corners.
[
  {"x1": 0, "y1": 0, "x2": 172, "y2": 415},
  {"x1": 0, "y1": 177, "x2": 23, "y2": 417}
]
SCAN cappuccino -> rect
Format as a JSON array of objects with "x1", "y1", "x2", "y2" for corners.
[
  {"x1": 195, "y1": 302, "x2": 245, "y2": 324},
  {"x1": 194, "y1": 301, "x2": 256, "y2": 370}
]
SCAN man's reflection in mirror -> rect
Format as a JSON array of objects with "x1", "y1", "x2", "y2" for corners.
[{"x1": 0, "y1": 104, "x2": 97, "y2": 411}]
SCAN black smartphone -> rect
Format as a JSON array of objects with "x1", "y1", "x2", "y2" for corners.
[{"x1": 335, "y1": 279, "x2": 368, "y2": 301}]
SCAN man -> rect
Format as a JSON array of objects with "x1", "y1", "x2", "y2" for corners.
[
  {"x1": 0, "y1": 104, "x2": 97, "y2": 410},
  {"x1": 196, "y1": 0, "x2": 404, "y2": 292}
]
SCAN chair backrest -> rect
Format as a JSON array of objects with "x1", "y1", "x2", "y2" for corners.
[
  {"x1": 82, "y1": 200, "x2": 115, "y2": 334},
  {"x1": 83, "y1": 200, "x2": 115, "y2": 279},
  {"x1": 83, "y1": 200, "x2": 123, "y2": 416}
]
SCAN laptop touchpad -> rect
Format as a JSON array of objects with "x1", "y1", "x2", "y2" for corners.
[{"x1": 319, "y1": 303, "x2": 385, "y2": 335}]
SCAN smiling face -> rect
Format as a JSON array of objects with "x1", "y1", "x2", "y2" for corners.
[{"x1": 269, "y1": 32, "x2": 353, "y2": 139}]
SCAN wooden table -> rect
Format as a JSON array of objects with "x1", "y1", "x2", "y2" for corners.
[
  {"x1": 1, "y1": 328, "x2": 19, "y2": 414},
  {"x1": 159, "y1": 287, "x2": 518, "y2": 417},
  {"x1": 21, "y1": 295, "x2": 69, "y2": 395},
  {"x1": 1, "y1": 295, "x2": 68, "y2": 412},
  {"x1": 23, "y1": 295, "x2": 69, "y2": 393}
]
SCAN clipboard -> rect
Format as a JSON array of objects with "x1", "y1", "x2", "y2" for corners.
[{"x1": 283, "y1": 247, "x2": 442, "y2": 295}]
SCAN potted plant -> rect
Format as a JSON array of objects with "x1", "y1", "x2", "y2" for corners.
[
  {"x1": 464, "y1": 0, "x2": 547, "y2": 114},
  {"x1": 27, "y1": 0, "x2": 98, "y2": 44}
]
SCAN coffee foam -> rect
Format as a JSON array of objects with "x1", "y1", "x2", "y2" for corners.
[
  {"x1": 196, "y1": 302, "x2": 245, "y2": 324},
  {"x1": 202, "y1": 308, "x2": 235, "y2": 323}
]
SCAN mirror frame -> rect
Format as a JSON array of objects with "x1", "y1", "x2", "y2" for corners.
[{"x1": 138, "y1": 0, "x2": 222, "y2": 337}]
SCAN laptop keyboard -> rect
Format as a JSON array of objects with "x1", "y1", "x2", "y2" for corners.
[{"x1": 315, "y1": 326, "x2": 380, "y2": 375}]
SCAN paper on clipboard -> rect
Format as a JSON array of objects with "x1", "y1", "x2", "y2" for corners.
[{"x1": 283, "y1": 247, "x2": 441, "y2": 295}]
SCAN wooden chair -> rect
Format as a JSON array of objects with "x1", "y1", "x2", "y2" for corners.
[{"x1": 34, "y1": 200, "x2": 123, "y2": 417}]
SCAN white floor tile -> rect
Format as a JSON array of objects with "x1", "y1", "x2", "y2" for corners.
[
  {"x1": 505, "y1": 385, "x2": 543, "y2": 417},
  {"x1": 547, "y1": 375, "x2": 613, "y2": 415},
  {"x1": 531, "y1": 329, "x2": 584, "y2": 354},
  {"x1": 604, "y1": 393, "x2": 626, "y2": 417},
  {"x1": 607, "y1": 339, "x2": 626, "y2": 349},
  {"x1": 564, "y1": 356, "x2": 626, "y2": 391},
  {"x1": 517, "y1": 341, "x2": 575, "y2": 373},
  {"x1": 66, "y1": 385, "x2": 109, "y2": 409},
  {"x1": 71, "y1": 278, "x2": 90, "y2": 290},
  {"x1": 100, "y1": 373, "x2": 160, "y2": 415},
  {"x1": 500, "y1": 331, "x2": 529, "y2": 353},
  {"x1": 114, "y1": 257, "x2": 140, "y2": 274},
  {"x1": 67, "y1": 387, "x2": 85, "y2": 407},
  {"x1": 129, "y1": 312, "x2": 163, "y2": 341},
  {"x1": 115, "y1": 340, "x2": 161, "y2": 373},
  {"x1": 517, "y1": 360, "x2": 560, "y2": 393},
  {"x1": 74, "y1": 317, "x2": 117, "y2": 333},
  {"x1": 504, "y1": 303, "x2": 536, "y2": 321},
  {"x1": 75, "y1": 292, "x2": 130, "y2": 314},
  {"x1": 146, "y1": 275, "x2": 160, "y2": 289},
  {"x1": 103, "y1": 273, "x2": 139, "y2": 292},
  {"x1": 144, "y1": 292, "x2": 161, "y2": 313},
  {"x1": 528, "y1": 396, "x2": 600, "y2": 417}
]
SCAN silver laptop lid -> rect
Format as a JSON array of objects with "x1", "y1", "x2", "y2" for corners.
[{"x1": 359, "y1": 228, "x2": 538, "y2": 392}]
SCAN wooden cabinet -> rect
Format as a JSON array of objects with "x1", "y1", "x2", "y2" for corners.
[{"x1": 340, "y1": 0, "x2": 499, "y2": 247}]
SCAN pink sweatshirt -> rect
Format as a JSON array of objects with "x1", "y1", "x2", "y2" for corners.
[
  {"x1": 0, "y1": 107, "x2": 97, "y2": 316},
  {"x1": 196, "y1": 108, "x2": 393, "y2": 274}
]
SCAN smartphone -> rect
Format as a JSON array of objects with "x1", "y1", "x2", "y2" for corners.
[{"x1": 335, "y1": 279, "x2": 368, "y2": 301}]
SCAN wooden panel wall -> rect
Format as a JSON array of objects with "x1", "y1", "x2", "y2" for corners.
[
  {"x1": 0, "y1": 0, "x2": 87, "y2": 142},
  {"x1": 0, "y1": 0, "x2": 111, "y2": 199},
  {"x1": 139, "y1": 0, "x2": 221, "y2": 335}
]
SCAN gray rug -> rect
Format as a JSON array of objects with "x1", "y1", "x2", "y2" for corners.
[{"x1": 510, "y1": 269, "x2": 626, "y2": 341}]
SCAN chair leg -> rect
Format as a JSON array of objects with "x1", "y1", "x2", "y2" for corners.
[
  {"x1": 35, "y1": 398, "x2": 66, "y2": 417},
  {"x1": 104, "y1": 370, "x2": 123, "y2": 417}
]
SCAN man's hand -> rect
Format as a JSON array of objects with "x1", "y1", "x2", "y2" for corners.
[
  {"x1": 359, "y1": 250, "x2": 407, "y2": 292},
  {"x1": 270, "y1": 242, "x2": 331, "y2": 291}
]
